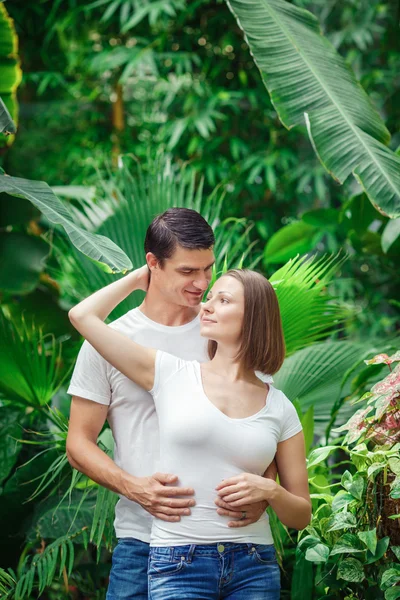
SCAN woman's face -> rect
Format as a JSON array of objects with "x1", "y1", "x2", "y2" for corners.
[{"x1": 200, "y1": 275, "x2": 245, "y2": 346}]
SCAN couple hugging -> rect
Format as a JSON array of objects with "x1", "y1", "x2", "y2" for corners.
[{"x1": 67, "y1": 207, "x2": 310, "y2": 600}]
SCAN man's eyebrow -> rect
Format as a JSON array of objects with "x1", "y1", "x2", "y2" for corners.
[{"x1": 176, "y1": 261, "x2": 215, "y2": 271}]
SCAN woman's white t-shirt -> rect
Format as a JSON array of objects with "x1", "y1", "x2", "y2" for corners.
[{"x1": 149, "y1": 351, "x2": 303, "y2": 547}]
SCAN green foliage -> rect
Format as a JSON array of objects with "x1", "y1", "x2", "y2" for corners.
[
  {"x1": 0, "y1": 174, "x2": 132, "y2": 275},
  {"x1": 0, "y1": 527, "x2": 88, "y2": 600},
  {"x1": 0, "y1": 1, "x2": 399, "y2": 598},
  {"x1": 52, "y1": 155, "x2": 261, "y2": 317},
  {"x1": 0, "y1": 4, "x2": 21, "y2": 147},
  {"x1": 0, "y1": 311, "x2": 70, "y2": 407},
  {"x1": 300, "y1": 357, "x2": 400, "y2": 598},
  {"x1": 225, "y1": 0, "x2": 400, "y2": 218},
  {"x1": 270, "y1": 254, "x2": 348, "y2": 356}
]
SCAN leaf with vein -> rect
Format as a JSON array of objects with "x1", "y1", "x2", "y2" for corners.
[
  {"x1": 225, "y1": 0, "x2": 400, "y2": 218},
  {"x1": 0, "y1": 175, "x2": 132, "y2": 273}
]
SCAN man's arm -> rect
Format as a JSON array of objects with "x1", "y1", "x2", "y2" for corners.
[
  {"x1": 214, "y1": 459, "x2": 278, "y2": 528},
  {"x1": 67, "y1": 396, "x2": 195, "y2": 522}
]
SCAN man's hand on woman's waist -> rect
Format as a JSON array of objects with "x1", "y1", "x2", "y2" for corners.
[{"x1": 121, "y1": 471, "x2": 196, "y2": 522}]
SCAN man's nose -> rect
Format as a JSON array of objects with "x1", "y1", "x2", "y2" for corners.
[{"x1": 193, "y1": 274, "x2": 209, "y2": 291}]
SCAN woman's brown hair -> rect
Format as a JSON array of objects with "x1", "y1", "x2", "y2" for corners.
[{"x1": 208, "y1": 269, "x2": 285, "y2": 375}]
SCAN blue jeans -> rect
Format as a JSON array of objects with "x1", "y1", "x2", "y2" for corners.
[
  {"x1": 148, "y1": 542, "x2": 281, "y2": 599},
  {"x1": 106, "y1": 538, "x2": 149, "y2": 600}
]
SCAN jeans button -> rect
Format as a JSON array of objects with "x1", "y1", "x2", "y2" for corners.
[{"x1": 217, "y1": 544, "x2": 225, "y2": 553}]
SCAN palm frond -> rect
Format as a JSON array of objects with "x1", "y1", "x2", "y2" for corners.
[
  {"x1": 51, "y1": 155, "x2": 258, "y2": 317},
  {"x1": 273, "y1": 341, "x2": 365, "y2": 437},
  {"x1": 270, "y1": 254, "x2": 348, "y2": 356},
  {"x1": 0, "y1": 528, "x2": 88, "y2": 600},
  {"x1": 0, "y1": 311, "x2": 71, "y2": 407}
]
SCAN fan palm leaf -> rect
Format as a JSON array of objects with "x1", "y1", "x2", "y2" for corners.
[
  {"x1": 225, "y1": 0, "x2": 400, "y2": 218},
  {"x1": 273, "y1": 340, "x2": 365, "y2": 437},
  {"x1": 52, "y1": 156, "x2": 260, "y2": 319},
  {"x1": 270, "y1": 254, "x2": 348, "y2": 356},
  {"x1": 0, "y1": 311, "x2": 70, "y2": 407}
]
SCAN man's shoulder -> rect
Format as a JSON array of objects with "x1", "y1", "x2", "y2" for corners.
[{"x1": 108, "y1": 308, "x2": 140, "y2": 333}]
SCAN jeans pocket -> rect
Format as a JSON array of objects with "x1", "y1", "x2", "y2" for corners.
[
  {"x1": 252, "y1": 544, "x2": 277, "y2": 565},
  {"x1": 148, "y1": 557, "x2": 185, "y2": 578}
]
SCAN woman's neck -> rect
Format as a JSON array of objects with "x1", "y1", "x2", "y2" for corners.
[{"x1": 205, "y1": 345, "x2": 258, "y2": 384}]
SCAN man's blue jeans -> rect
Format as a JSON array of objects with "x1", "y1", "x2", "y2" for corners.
[
  {"x1": 148, "y1": 542, "x2": 281, "y2": 599},
  {"x1": 106, "y1": 538, "x2": 149, "y2": 600}
]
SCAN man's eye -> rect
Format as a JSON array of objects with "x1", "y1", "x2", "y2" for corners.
[{"x1": 181, "y1": 270, "x2": 192, "y2": 274}]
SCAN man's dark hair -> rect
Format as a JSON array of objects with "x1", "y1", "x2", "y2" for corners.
[{"x1": 144, "y1": 207, "x2": 214, "y2": 266}]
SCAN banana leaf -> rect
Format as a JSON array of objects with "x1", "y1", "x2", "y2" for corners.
[{"x1": 225, "y1": 0, "x2": 400, "y2": 218}]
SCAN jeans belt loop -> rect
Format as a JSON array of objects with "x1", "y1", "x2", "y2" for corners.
[{"x1": 187, "y1": 544, "x2": 196, "y2": 563}]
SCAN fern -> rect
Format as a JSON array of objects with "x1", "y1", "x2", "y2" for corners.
[{"x1": 0, "y1": 528, "x2": 88, "y2": 599}]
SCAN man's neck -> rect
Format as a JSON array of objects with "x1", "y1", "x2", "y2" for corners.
[{"x1": 138, "y1": 289, "x2": 200, "y2": 327}]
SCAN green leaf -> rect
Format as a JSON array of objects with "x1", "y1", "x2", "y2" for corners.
[
  {"x1": 385, "y1": 588, "x2": 400, "y2": 600},
  {"x1": 0, "y1": 175, "x2": 132, "y2": 274},
  {"x1": 330, "y1": 533, "x2": 365, "y2": 556},
  {"x1": 365, "y1": 537, "x2": 390, "y2": 564},
  {"x1": 381, "y1": 566, "x2": 400, "y2": 591},
  {"x1": 264, "y1": 221, "x2": 320, "y2": 265},
  {"x1": 381, "y1": 218, "x2": 400, "y2": 253},
  {"x1": 0, "y1": 311, "x2": 69, "y2": 406},
  {"x1": 388, "y1": 458, "x2": 400, "y2": 477},
  {"x1": 332, "y1": 492, "x2": 356, "y2": 512},
  {"x1": 347, "y1": 476, "x2": 364, "y2": 501},
  {"x1": 274, "y1": 340, "x2": 363, "y2": 435},
  {"x1": 0, "y1": 4, "x2": 22, "y2": 147},
  {"x1": 301, "y1": 405, "x2": 314, "y2": 456},
  {"x1": 337, "y1": 558, "x2": 365, "y2": 583},
  {"x1": 341, "y1": 470, "x2": 353, "y2": 490},
  {"x1": 0, "y1": 232, "x2": 50, "y2": 295},
  {"x1": 327, "y1": 512, "x2": 357, "y2": 532},
  {"x1": 302, "y1": 209, "x2": 339, "y2": 229},
  {"x1": 305, "y1": 543, "x2": 330, "y2": 563},
  {"x1": 225, "y1": 0, "x2": 400, "y2": 218},
  {"x1": 307, "y1": 446, "x2": 338, "y2": 469},
  {"x1": 390, "y1": 477, "x2": 400, "y2": 499},
  {"x1": 270, "y1": 254, "x2": 349, "y2": 356},
  {"x1": 391, "y1": 547, "x2": 400, "y2": 561},
  {"x1": 291, "y1": 552, "x2": 314, "y2": 600},
  {"x1": 0, "y1": 406, "x2": 22, "y2": 484},
  {"x1": 0, "y1": 96, "x2": 16, "y2": 135},
  {"x1": 357, "y1": 528, "x2": 377, "y2": 554}
]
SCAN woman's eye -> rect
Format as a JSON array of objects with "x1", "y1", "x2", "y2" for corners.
[{"x1": 221, "y1": 298, "x2": 229, "y2": 304}]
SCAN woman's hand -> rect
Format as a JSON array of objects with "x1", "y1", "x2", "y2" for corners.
[
  {"x1": 216, "y1": 473, "x2": 278, "y2": 507},
  {"x1": 135, "y1": 265, "x2": 150, "y2": 292}
]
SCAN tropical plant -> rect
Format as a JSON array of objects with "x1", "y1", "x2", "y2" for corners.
[
  {"x1": 225, "y1": 0, "x2": 400, "y2": 220},
  {"x1": 0, "y1": 4, "x2": 21, "y2": 147},
  {"x1": 295, "y1": 352, "x2": 400, "y2": 599}
]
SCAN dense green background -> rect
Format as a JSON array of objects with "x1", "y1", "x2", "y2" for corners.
[{"x1": 0, "y1": 0, "x2": 399, "y2": 598}]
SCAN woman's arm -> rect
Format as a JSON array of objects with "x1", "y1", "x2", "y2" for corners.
[
  {"x1": 68, "y1": 266, "x2": 156, "y2": 391},
  {"x1": 215, "y1": 432, "x2": 311, "y2": 530}
]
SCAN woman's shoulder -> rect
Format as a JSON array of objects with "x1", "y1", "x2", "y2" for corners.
[{"x1": 268, "y1": 386, "x2": 295, "y2": 411}]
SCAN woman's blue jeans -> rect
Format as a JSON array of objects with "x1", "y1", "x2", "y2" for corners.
[{"x1": 148, "y1": 542, "x2": 281, "y2": 599}]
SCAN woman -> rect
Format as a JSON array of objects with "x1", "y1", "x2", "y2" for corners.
[{"x1": 69, "y1": 266, "x2": 311, "y2": 599}]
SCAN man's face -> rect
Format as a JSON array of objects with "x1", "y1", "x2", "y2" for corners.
[{"x1": 148, "y1": 245, "x2": 215, "y2": 307}]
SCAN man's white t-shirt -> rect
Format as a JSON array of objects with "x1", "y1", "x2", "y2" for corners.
[
  {"x1": 67, "y1": 308, "x2": 207, "y2": 542},
  {"x1": 149, "y1": 351, "x2": 302, "y2": 546}
]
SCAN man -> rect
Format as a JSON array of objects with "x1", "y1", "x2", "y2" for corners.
[{"x1": 66, "y1": 207, "x2": 274, "y2": 599}]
